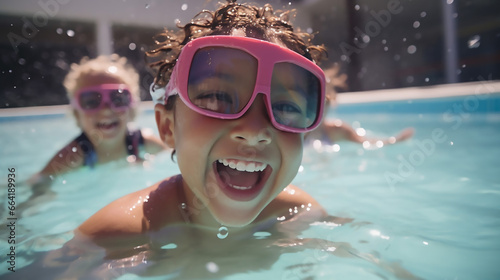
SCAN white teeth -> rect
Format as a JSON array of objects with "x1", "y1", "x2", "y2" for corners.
[
  {"x1": 98, "y1": 120, "x2": 117, "y2": 126},
  {"x1": 218, "y1": 159, "x2": 267, "y2": 172},
  {"x1": 231, "y1": 185, "x2": 252, "y2": 190}
]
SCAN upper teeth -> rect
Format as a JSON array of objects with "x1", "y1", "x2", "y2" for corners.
[{"x1": 218, "y1": 159, "x2": 267, "y2": 172}]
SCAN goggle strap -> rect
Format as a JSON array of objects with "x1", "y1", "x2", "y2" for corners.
[{"x1": 150, "y1": 83, "x2": 167, "y2": 105}]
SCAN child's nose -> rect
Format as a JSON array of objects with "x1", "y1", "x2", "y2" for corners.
[
  {"x1": 99, "y1": 101, "x2": 114, "y2": 113},
  {"x1": 230, "y1": 95, "x2": 272, "y2": 146}
]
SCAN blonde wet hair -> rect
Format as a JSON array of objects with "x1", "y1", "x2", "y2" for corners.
[{"x1": 64, "y1": 54, "x2": 140, "y2": 117}]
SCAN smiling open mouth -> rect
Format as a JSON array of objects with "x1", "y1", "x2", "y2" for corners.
[
  {"x1": 213, "y1": 159, "x2": 272, "y2": 201},
  {"x1": 97, "y1": 120, "x2": 119, "y2": 130}
]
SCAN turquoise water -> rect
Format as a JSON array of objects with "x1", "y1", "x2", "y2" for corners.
[{"x1": 1, "y1": 95, "x2": 500, "y2": 279}]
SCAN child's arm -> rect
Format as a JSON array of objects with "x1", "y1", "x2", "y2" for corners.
[
  {"x1": 77, "y1": 186, "x2": 154, "y2": 238},
  {"x1": 21, "y1": 140, "x2": 84, "y2": 208},
  {"x1": 37, "y1": 140, "x2": 85, "y2": 178},
  {"x1": 78, "y1": 176, "x2": 183, "y2": 239},
  {"x1": 321, "y1": 120, "x2": 414, "y2": 145}
]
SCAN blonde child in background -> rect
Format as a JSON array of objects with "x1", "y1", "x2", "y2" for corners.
[{"x1": 27, "y1": 54, "x2": 167, "y2": 201}]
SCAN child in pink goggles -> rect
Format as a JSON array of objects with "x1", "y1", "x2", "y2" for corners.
[
  {"x1": 41, "y1": 2, "x2": 418, "y2": 279},
  {"x1": 25, "y1": 55, "x2": 167, "y2": 208},
  {"x1": 74, "y1": 3, "x2": 330, "y2": 277}
]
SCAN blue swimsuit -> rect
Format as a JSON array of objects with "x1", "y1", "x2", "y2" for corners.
[{"x1": 74, "y1": 129, "x2": 144, "y2": 168}]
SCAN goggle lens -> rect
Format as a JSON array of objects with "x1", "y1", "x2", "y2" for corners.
[
  {"x1": 110, "y1": 89, "x2": 132, "y2": 108},
  {"x1": 79, "y1": 91, "x2": 103, "y2": 110},
  {"x1": 271, "y1": 62, "x2": 320, "y2": 129},
  {"x1": 187, "y1": 47, "x2": 321, "y2": 130},
  {"x1": 76, "y1": 88, "x2": 132, "y2": 112}
]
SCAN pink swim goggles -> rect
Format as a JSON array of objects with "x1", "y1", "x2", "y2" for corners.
[
  {"x1": 72, "y1": 84, "x2": 134, "y2": 113},
  {"x1": 151, "y1": 35, "x2": 326, "y2": 133}
]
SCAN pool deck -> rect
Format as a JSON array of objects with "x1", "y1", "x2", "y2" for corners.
[
  {"x1": 335, "y1": 80, "x2": 500, "y2": 104},
  {"x1": 1, "y1": 80, "x2": 499, "y2": 117}
]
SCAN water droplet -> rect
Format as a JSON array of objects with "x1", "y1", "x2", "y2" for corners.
[
  {"x1": 468, "y1": 35, "x2": 480, "y2": 48},
  {"x1": 18, "y1": 58, "x2": 26, "y2": 65},
  {"x1": 126, "y1": 155, "x2": 137, "y2": 163},
  {"x1": 56, "y1": 28, "x2": 63, "y2": 34},
  {"x1": 206, "y1": 262, "x2": 219, "y2": 273},
  {"x1": 447, "y1": 0, "x2": 454, "y2": 4},
  {"x1": 253, "y1": 231, "x2": 272, "y2": 239},
  {"x1": 420, "y1": 12, "x2": 427, "y2": 18},
  {"x1": 354, "y1": 4, "x2": 360, "y2": 11},
  {"x1": 108, "y1": 65, "x2": 118, "y2": 73},
  {"x1": 217, "y1": 226, "x2": 229, "y2": 239},
  {"x1": 425, "y1": 77, "x2": 430, "y2": 82},
  {"x1": 362, "y1": 35, "x2": 370, "y2": 43},
  {"x1": 161, "y1": 243, "x2": 177, "y2": 249},
  {"x1": 180, "y1": 203, "x2": 187, "y2": 209},
  {"x1": 66, "y1": 29, "x2": 75, "y2": 37},
  {"x1": 413, "y1": 21, "x2": 420, "y2": 28},
  {"x1": 407, "y1": 45, "x2": 417, "y2": 54},
  {"x1": 181, "y1": 3, "x2": 188, "y2": 11},
  {"x1": 62, "y1": 180, "x2": 66, "y2": 184},
  {"x1": 129, "y1": 43, "x2": 136, "y2": 50},
  {"x1": 145, "y1": 3, "x2": 150, "y2": 9},
  {"x1": 72, "y1": 147, "x2": 77, "y2": 152}
]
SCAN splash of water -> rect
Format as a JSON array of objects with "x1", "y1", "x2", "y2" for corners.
[{"x1": 217, "y1": 226, "x2": 228, "y2": 239}]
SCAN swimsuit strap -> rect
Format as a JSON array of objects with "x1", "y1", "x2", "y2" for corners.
[
  {"x1": 125, "y1": 129, "x2": 144, "y2": 157},
  {"x1": 75, "y1": 132, "x2": 97, "y2": 168},
  {"x1": 76, "y1": 129, "x2": 144, "y2": 168}
]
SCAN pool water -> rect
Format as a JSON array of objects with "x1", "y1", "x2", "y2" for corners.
[{"x1": 1, "y1": 95, "x2": 500, "y2": 279}]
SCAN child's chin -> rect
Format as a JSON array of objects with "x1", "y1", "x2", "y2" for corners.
[{"x1": 211, "y1": 207, "x2": 259, "y2": 228}]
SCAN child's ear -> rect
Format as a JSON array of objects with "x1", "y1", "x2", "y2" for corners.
[{"x1": 155, "y1": 104, "x2": 175, "y2": 148}]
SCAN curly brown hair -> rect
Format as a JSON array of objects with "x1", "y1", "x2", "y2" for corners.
[{"x1": 147, "y1": 0, "x2": 327, "y2": 90}]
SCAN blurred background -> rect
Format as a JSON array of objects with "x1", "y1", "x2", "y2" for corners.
[{"x1": 1, "y1": 0, "x2": 499, "y2": 108}]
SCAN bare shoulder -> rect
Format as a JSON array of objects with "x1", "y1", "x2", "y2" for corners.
[
  {"x1": 40, "y1": 140, "x2": 84, "y2": 176},
  {"x1": 141, "y1": 128, "x2": 169, "y2": 154},
  {"x1": 78, "y1": 175, "x2": 184, "y2": 238},
  {"x1": 259, "y1": 185, "x2": 327, "y2": 221}
]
